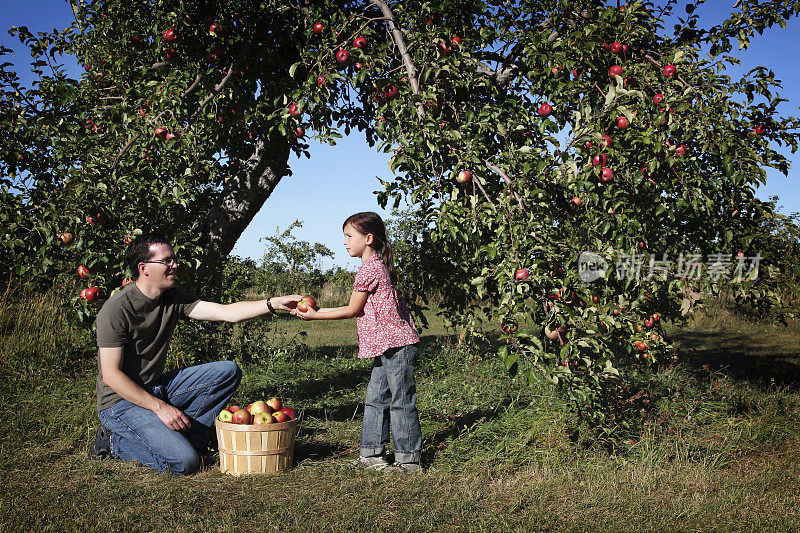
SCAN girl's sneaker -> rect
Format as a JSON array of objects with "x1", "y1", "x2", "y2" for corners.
[{"x1": 352, "y1": 455, "x2": 391, "y2": 471}]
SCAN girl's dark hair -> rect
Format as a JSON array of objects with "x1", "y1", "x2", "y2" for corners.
[
  {"x1": 343, "y1": 212, "x2": 397, "y2": 284},
  {"x1": 124, "y1": 232, "x2": 172, "y2": 278}
]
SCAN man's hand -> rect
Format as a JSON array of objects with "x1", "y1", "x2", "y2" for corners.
[
  {"x1": 270, "y1": 294, "x2": 303, "y2": 311},
  {"x1": 154, "y1": 402, "x2": 192, "y2": 431}
]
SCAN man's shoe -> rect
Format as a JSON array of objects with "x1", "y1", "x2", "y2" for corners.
[
  {"x1": 88, "y1": 424, "x2": 112, "y2": 459},
  {"x1": 351, "y1": 455, "x2": 391, "y2": 471},
  {"x1": 390, "y1": 461, "x2": 422, "y2": 473}
]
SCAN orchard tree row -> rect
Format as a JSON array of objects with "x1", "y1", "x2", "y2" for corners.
[{"x1": 2, "y1": 0, "x2": 798, "y2": 437}]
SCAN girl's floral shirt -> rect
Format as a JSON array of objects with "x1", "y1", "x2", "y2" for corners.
[{"x1": 353, "y1": 253, "x2": 419, "y2": 358}]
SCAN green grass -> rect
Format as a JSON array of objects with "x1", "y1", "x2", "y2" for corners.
[{"x1": 1, "y1": 295, "x2": 800, "y2": 531}]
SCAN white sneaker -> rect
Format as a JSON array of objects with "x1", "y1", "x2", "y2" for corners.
[
  {"x1": 390, "y1": 462, "x2": 422, "y2": 473},
  {"x1": 352, "y1": 456, "x2": 391, "y2": 471}
]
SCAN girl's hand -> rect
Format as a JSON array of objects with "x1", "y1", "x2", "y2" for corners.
[{"x1": 291, "y1": 306, "x2": 318, "y2": 320}]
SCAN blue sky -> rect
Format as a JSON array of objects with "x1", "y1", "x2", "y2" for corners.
[{"x1": 2, "y1": 1, "x2": 798, "y2": 270}]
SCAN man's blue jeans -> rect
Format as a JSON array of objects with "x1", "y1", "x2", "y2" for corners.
[
  {"x1": 98, "y1": 361, "x2": 241, "y2": 475},
  {"x1": 360, "y1": 344, "x2": 422, "y2": 464}
]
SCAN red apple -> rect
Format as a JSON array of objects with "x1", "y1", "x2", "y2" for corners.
[
  {"x1": 610, "y1": 42, "x2": 623, "y2": 54},
  {"x1": 266, "y1": 398, "x2": 282, "y2": 412},
  {"x1": 316, "y1": 75, "x2": 327, "y2": 86},
  {"x1": 218, "y1": 409, "x2": 233, "y2": 422},
  {"x1": 538, "y1": 103, "x2": 552, "y2": 117},
  {"x1": 296, "y1": 296, "x2": 317, "y2": 313},
  {"x1": 451, "y1": 35, "x2": 462, "y2": 46},
  {"x1": 675, "y1": 144, "x2": 686, "y2": 157},
  {"x1": 609, "y1": 65, "x2": 623, "y2": 77},
  {"x1": 600, "y1": 167, "x2": 614, "y2": 182},
  {"x1": 653, "y1": 93, "x2": 664, "y2": 104},
  {"x1": 571, "y1": 197, "x2": 582, "y2": 206},
  {"x1": 635, "y1": 341, "x2": 647, "y2": 351},
  {"x1": 592, "y1": 154, "x2": 607, "y2": 167},
  {"x1": 438, "y1": 42, "x2": 452, "y2": 55},
  {"x1": 288, "y1": 103, "x2": 301, "y2": 116},
  {"x1": 77, "y1": 264, "x2": 93, "y2": 279},
  {"x1": 601, "y1": 134, "x2": 611, "y2": 147},
  {"x1": 456, "y1": 170, "x2": 472, "y2": 183},
  {"x1": 336, "y1": 49, "x2": 350, "y2": 63},
  {"x1": 501, "y1": 319, "x2": 518, "y2": 334},
  {"x1": 753, "y1": 124, "x2": 766, "y2": 135},
  {"x1": 293, "y1": 126, "x2": 305, "y2": 138},
  {"x1": 272, "y1": 411, "x2": 289, "y2": 423},
  {"x1": 592, "y1": 295, "x2": 600, "y2": 304},
  {"x1": 353, "y1": 36, "x2": 367, "y2": 49},
  {"x1": 616, "y1": 116, "x2": 628, "y2": 129},
  {"x1": 80, "y1": 287, "x2": 100, "y2": 302},
  {"x1": 515, "y1": 268, "x2": 530, "y2": 280},
  {"x1": 58, "y1": 232, "x2": 74, "y2": 244},
  {"x1": 663, "y1": 64, "x2": 676, "y2": 77},
  {"x1": 313, "y1": 22, "x2": 324, "y2": 34},
  {"x1": 154, "y1": 126, "x2": 168, "y2": 139},
  {"x1": 228, "y1": 405, "x2": 241, "y2": 413},
  {"x1": 383, "y1": 85, "x2": 399, "y2": 99},
  {"x1": 650, "y1": 333, "x2": 660, "y2": 342},
  {"x1": 232, "y1": 409, "x2": 253, "y2": 424},
  {"x1": 279, "y1": 407, "x2": 297, "y2": 420},
  {"x1": 162, "y1": 29, "x2": 177, "y2": 42}
]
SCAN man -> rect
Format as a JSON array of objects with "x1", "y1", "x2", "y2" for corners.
[{"x1": 88, "y1": 232, "x2": 301, "y2": 475}]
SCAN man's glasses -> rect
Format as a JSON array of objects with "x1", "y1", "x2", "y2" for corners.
[{"x1": 141, "y1": 258, "x2": 180, "y2": 267}]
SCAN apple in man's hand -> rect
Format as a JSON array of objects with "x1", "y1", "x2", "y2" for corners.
[{"x1": 296, "y1": 296, "x2": 317, "y2": 313}]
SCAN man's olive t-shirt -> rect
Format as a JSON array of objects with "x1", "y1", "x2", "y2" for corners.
[{"x1": 95, "y1": 283, "x2": 200, "y2": 412}]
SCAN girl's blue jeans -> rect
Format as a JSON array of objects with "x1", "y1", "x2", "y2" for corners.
[
  {"x1": 98, "y1": 361, "x2": 241, "y2": 475},
  {"x1": 360, "y1": 344, "x2": 422, "y2": 464}
]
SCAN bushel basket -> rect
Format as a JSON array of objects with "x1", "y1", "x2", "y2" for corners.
[{"x1": 215, "y1": 418, "x2": 298, "y2": 475}]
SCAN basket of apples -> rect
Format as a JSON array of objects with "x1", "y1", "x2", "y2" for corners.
[{"x1": 214, "y1": 398, "x2": 299, "y2": 475}]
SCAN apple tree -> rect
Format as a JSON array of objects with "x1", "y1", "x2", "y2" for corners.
[{"x1": 2, "y1": 0, "x2": 799, "y2": 437}]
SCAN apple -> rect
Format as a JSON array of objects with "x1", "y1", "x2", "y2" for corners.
[
  {"x1": 383, "y1": 85, "x2": 399, "y2": 99},
  {"x1": 501, "y1": 319, "x2": 518, "y2": 334},
  {"x1": 162, "y1": 29, "x2": 177, "y2": 42},
  {"x1": 610, "y1": 42, "x2": 623, "y2": 54},
  {"x1": 353, "y1": 36, "x2": 367, "y2": 49},
  {"x1": 675, "y1": 144, "x2": 686, "y2": 157},
  {"x1": 271, "y1": 411, "x2": 288, "y2": 423},
  {"x1": 249, "y1": 400, "x2": 270, "y2": 416},
  {"x1": 544, "y1": 325, "x2": 566, "y2": 343},
  {"x1": 58, "y1": 232, "x2": 74, "y2": 244},
  {"x1": 293, "y1": 126, "x2": 305, "y2": 138},
  {"x1": 154, "y1": 126, "x2": 168, "y2": 139},
  {"x1": 438, "y1": 42, "x2": 452, "y2": 55},
  {"x1": 456, "y1": 170, "x2": 472, "y2": 184},
  {"x1": 635, "y1": 341, "x2": 647, "y2": 351},
  {"x1": 638, "y1": 241, "x2": 646, "y2": 249},
  {"x1": 253, "y1": 412, "x2": 274, "y2": 425},
  {"x1": 538, "y1": 103, "x2": 552, "y2": 117},
  {"x1": 218, "y1": 409, "x2": 233, "y2": 422},
  {"x1": 650, "y1": 333, "x2": 660, "y2": 342},
  {"x1": 232, "y1": 409, "x2": 253, "y2": 424},
  {"x1": 592, "y1": 295, "x2": 600, "y2": 304},
  {"x1": 313, "y1": 22, "x2": 324, "y2": 34},
  {"x1": 355, "y1": 62, "x2": 363, "y2": 69},
  {"x1": 288, "y1": 103, "x2": 301, "y2": 116},
  {"x1": 451, "y1": 35, "x2": 462, "y2": 46},
  {"x1": 571, "y1": 197, "x2": 582, "y2": 206},
  {"x1": 753, "y1": 124, "x2": 766, "y2": 135},
  {"x1": 609, "y1": 65, "x2": 623, "y2": 77},
  {"x1": 296, "y1": 296, "x2": 318, "y2": 312},
  {"x1": 663, "y1": 64, "x2": 676, "y2": 77},
  {"x1": 653, "y1": 93, "x2": 664, "y2": 104},
  {"x1": 616, "y1": 116, "x2": 628, "y2": 129},
  {"x1": 165, "y1": 132, "x2": 177, "y2": 141},
  {"x1": 228, "y1": 405, "x2": 241, "y2": 413},
  {"x1": 266, "y1": 398, "x2": 282, "y2": 412},
  {"x1": 600, "y1": 167, "x2": 614, "y2": 182},
  {"x1": 336, "y1": 49, "x2": 350, "y2": 63},
  {"x1": 209, "y1": 22, "x2": 222, "y2": 35},
  {"x1": 592, "y1": 154, "x2": 607, "y2": 167},
  {"x1": 316, "y1": 75, "x2": 327, "y2": 86},
  {"x1": 80, "y1": 287, "x2": 100, "y2": 302},
  {"x1": 279, "y1": 407, "x2": 297, "y2": 420},
  {"x1": 515, "y1": 268, "x2": 530, "y2": 280},
  {"x1": 601, "y1": 134, "x2": 611, "y2": 147},
  {"x1": 644, "y1": 318, "x2": 654, "y2": 328},
  {"x1": 77, "y1": 264, "x2": 93, "y2": 278},
  {"x1": 652, "y1": 313, "x2": 661, "y2": 322}
]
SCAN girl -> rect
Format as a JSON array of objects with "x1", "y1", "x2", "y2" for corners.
[{"x1": 292, "y1": 212, "x2": 422, "y2": 471}]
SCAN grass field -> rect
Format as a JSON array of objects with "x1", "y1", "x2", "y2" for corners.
[{"x1": 1, "y1": 295, "x2": 799, "y2": 532}]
